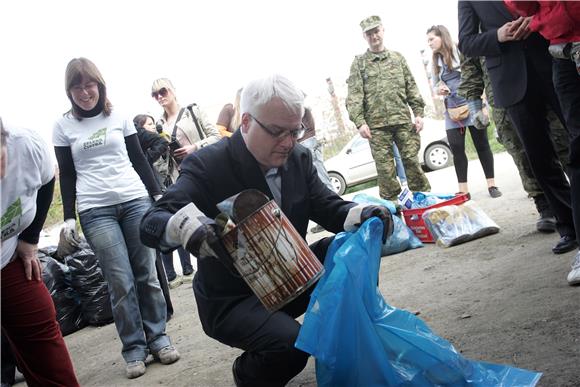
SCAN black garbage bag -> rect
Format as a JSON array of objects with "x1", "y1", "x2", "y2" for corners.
[
  {"x1": 39, "y1": 255, "x2": 86, "y2": 336},
  {"x1": 66, "y1": 249, "x2": 113, "y2": 326},
  {"x1": 38, "y1": 245, "x2": 59, "y2": 260}
]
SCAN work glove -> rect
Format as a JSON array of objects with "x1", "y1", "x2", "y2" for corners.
[
  {"x1": 166, "y1": 203, "x2": 237, "y2": 273},
  {"x1": 467, "y1": 99, "x2": 489, "y2": 130},
  {"x1": 360, "y1": 205, "x2": 394, "y2": 243},
  {"x1": 344, "y1": 204, "x2": 394, "y2": 243},
  {"x1": 62, "y1": 218, "x2": 82, "y2": 245}
]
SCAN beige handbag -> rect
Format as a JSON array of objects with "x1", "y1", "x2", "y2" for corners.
[{"x1": 447, "y1": 104, "x2": 469, "y2": 121}]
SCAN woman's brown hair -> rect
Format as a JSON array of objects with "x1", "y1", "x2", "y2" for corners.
[
  {"x1": 65, "y1": 57, "x2": 113, "y2": 119},
  {"x1": 427, "y1": 25, "x2": 457, "y2": 78}
]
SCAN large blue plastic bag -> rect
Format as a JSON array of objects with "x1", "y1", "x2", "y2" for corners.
[
  {"x1": 352, "y1": 193, "x2": 423, "y2": 255},
  {"x1": 295, "y1": 218, "x2": 541, "y2": 386}
]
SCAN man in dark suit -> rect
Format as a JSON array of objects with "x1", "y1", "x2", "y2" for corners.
[
  {"x1": 140, "y1": 74, "x2": 393, "y2": 386},
  {"x1": 458, "y1": 1, "x2": 577, "y2": 255}
]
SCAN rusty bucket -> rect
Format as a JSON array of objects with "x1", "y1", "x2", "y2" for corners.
[{"x1": 220, "y1": 191, "x2": 324, "y2": 312}]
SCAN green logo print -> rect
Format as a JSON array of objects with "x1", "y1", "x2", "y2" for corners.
[
  {"x1": 83, "y1": 127, "x2": 107, "y2": 150},
  {"x1": 1, "y1": 198, "x2": 22, "y2": 241}
]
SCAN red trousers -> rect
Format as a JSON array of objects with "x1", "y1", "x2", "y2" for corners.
[{"x1": 1, "y1": 259, "x2": 79, "y2": 387}]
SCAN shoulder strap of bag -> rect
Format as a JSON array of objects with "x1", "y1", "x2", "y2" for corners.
[
  {"x1": 171, "y1": 108, "x2": 186, "y2": 142},
  {"x1": 187, "y1": 103, "x2": 206, "y2": 141}
]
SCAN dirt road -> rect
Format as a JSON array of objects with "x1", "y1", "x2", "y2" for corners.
[{"x1": 34, "y1": 152, "x2": 579, "y2": 386}]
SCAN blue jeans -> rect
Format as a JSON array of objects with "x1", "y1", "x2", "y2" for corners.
[
  {"x1": 79, "y1": 197, "x2": 170, "y2": 362},
  {"x1": 392, "y1": 142, "x2": 407, "y2": 184}
]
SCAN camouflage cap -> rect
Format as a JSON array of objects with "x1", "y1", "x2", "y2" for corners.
[{"x1": 360, "y1": 15, "x2": 382, "y2": 32}]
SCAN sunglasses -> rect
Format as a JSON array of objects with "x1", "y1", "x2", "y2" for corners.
[{"x1": 151, "y1": 87, "x2": 169, "y2": 99}]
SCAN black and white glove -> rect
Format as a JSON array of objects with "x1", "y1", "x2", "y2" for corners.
[
  {"x1": 62, "y1": 218, "x2": 82, "y2": 245},
  {"x1": 344, "y1": 204, "x2": 394, "y2": 243},
  {"x1": 467, "y1": 99, "x2": 489, "y2": 130},
  {"x1": 165, "y1": 203, "x2": 236, "y2": 272},
  {"x1": 361, "y1": 205, "x2": 394, "y2": 243},
  {"x1": 165, "y1": 203, "x2": 219, "y2": 257}
]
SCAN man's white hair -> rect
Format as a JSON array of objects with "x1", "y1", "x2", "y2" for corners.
[{"x1": 240, "y1": 74, "x2": 305, "y2": 118}]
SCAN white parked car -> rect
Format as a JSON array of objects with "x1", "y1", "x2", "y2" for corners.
[{"x1": 324, "y1": 118, "x2": 452, "y2": 195}]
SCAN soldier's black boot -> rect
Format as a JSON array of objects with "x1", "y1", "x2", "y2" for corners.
[{"x1": 533, "y1": 194, "x2": 556, "y2": 233}]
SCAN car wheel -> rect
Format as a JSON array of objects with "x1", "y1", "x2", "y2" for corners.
[
  {"x1": 328, "y1": 172, "x2": 347, "y2": 195},
  {"x1": 424, "y1": 143, "x2": 452, "y2": 171}
]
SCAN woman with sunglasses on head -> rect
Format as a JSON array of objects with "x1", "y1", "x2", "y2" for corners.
[
  {"x1": 427, "y1": 25, "x2": 501, "y2": 198},
  {"x1": 150, "y1": 78, "x2": 221, "y2": 286},
  {"x1": 1, "y1": 117, "x2": 80, "y2": 387},
  {"x1": 53, "y1": 58, "x2": 180, "y2": 379}
]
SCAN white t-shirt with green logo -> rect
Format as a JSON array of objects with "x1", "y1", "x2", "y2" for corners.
[
  {"x1": 1, "y1": 127, "x2": 55, "y2": 269},
  {"x1": 52, "y1": 111, "x2": 148, "y2": 213}
]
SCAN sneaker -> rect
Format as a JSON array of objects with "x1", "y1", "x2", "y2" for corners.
[
  {"x1": 488, "y1": 186, "x2": 502, "y2": 198},
  {"x1": 567, "y1": 251, "x2": 580, "y2": 286},
  {"x1": 310, "y1": 224, "x2": 325, "y2": 233},
  {"x1": 168, "y1": 276, "x2": 183, "y2": 289},
  {"x1": 126, "y1": 360, "x2": 146, "y2": 379},
  {"x1": 182, "y1": 269, "x2": 195, "y2": 282},
  {"x1": 153, "y1": 345, "x2": 180, "y2": 365}
]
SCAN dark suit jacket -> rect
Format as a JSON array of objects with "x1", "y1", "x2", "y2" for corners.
[
  {"x1": 140, "y1": 130, "x2": 355, "y2": 337},
  {"x1": 458, "y1": 1, "x2": 553, "y2": 108}
]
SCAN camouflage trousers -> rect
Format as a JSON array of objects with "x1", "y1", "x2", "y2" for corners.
[
  {"x1": 492, "y1": 105, "x2": 569, "y2": 198},
  {"x1": 369, "y1": 124, "x2": 431, "y2": 201}
]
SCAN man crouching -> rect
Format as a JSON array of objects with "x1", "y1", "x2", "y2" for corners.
[{"x1": 140, "y1": 74, "x2": 393, "y2": 386}]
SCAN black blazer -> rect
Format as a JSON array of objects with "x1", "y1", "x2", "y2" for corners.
[
  {"x1": 140, "y1": 130, "x2": 355, "y2": 336},
  {"x1": 458, "y1": 1, "x2": 553, "y2": 108}
]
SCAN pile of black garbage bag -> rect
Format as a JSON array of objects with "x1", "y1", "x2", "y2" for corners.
[{"x1": 38, "y1": 243, "x2": 113, "y2": 336}]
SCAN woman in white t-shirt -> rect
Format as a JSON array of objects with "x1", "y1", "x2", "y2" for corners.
[
  {"x1": 53, "y1": 58, "x2": 179, "y2": 379},
  {"x1": 1, "y1": 119, "x2": 79, "y2": 386}
]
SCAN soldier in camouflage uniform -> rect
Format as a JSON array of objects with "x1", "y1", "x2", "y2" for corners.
[
  {"x1": 346, "y1": 15, "x2": 431, "y2": 202},
  {"x1": 458, "y1": 56, "x2": 570, "y2": 232}
]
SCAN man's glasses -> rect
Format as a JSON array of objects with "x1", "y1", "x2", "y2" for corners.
[
  {"x1": 249, "y1": 114, "x2": 306, "y2": 141},
  {"x1": 151, "y1": 87, "x2": 169, "y2": 99}
]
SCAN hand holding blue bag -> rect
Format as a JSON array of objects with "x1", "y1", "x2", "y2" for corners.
[{"x1": 296, "y1": 218, "x2": 541, "y2": 386}]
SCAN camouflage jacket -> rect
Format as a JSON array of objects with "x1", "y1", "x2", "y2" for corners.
[
  {"x1": 457, "y1": 56, "x2": 496, "y2": 107},
  {"x1": 346, "y1": 49, "x2": 425, "y2": 129}
]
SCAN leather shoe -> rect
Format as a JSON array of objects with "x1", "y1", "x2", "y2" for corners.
[
  {"x1": 552, "y1": 235, "x2": 578, "y2": 254},
  {"x1": 536, "y1": 213, "x2": 556, "y2": 233},
  {"x1": 232, "y1": 357, "x2": 243, "y2": 387}
]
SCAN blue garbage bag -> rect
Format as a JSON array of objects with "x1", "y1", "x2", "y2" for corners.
[
  {"x1": 352, "y1": 193, "x2": 423, "y2": 255},
  {"x1": 295, "y1": 218, "x2": 542, "y2": 386}
]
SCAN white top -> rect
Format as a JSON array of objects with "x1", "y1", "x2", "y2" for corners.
[
  {"x1": 1, "y1": 127, "x2": 55, "y2": 269},
  {"x1": 52, "y1": 111, "x2": 148, "y2": 213}
]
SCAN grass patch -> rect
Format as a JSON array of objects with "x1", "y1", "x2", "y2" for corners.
[
  {"x1": 46, "y1": 178, "x2": 64, "y2": 228},
  {"x1": 464, "y1": 121, "x2": 504, "y2": 159}
]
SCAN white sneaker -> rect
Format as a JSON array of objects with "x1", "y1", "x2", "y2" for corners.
[
  {"x1": 126, "y1": 360, "x2": 146, "y2": 379},
  {"x1": 168, "y1": 276, "x2": 183, "y2": 289},
  {"x1": 154, "y1": 345, "x2": 180, "y2": 365},
  {"x1": 567, "y1": 251, "x2": 580, "y2": 286}
]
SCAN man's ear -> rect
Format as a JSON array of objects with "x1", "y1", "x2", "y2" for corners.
[{"x1": 240, "y1": 113, "x2": 251, "y2": 133}]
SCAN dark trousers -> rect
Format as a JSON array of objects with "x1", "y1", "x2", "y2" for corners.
[
  {"x1": 446, "y1": 125, "x2": 495, "y2": 183},
  {"x1": 553, "y1": 58, "x2": 580, "y2": 244},
  {"x1": 226, "y1": 237, "x2": 334, "y2": 387},
  {"x1": 162, "y1": 247, "x2": 193, "y2": 280},
  {"x1": 1, "y1": 259, "x2": 79, "y2": 387},
  {"x1": 155, "y1": 251, "x2": 174, "y2": 318},
  {"x1": 1, "y1": 331, "x2": 17, "y2": 385},
  {"x1": 506, "y1": 60, "x2": 575, "y2": 237}
]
